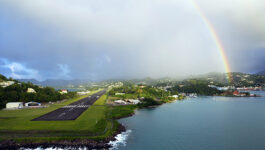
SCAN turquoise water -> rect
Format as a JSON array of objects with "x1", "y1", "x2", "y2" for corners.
[{"x1": 115, "y1": 91, "x2": 265, "y2": 150}]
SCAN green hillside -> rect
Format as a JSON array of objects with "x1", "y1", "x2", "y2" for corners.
[
  {"x1": 0, "y1": 74, "x2": 76, "y2": 109},
  {"x1": 188, "y1": 72, "x2": 265, "y2": 86}
]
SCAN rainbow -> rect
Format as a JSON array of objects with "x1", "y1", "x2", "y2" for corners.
[{"x1": 191, "y1": 0, "x2": 232, "y2": 83}]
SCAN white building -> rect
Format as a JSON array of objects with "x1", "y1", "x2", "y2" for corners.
[
  {"x1": 115, "y1": 93, "x2": 125, "y2": 96},
  {"x1": 172, "y1": 95, "x2": 179, "y2": 99},
  {"x1": 27, "y1": 88, "x2": 36, "y2": 93},
  {"x1": 179, "y1": 93, "x2": 186, "y2": 96},
  {"x1": 77, "y1": 91, "x2": 91, "y2": 95},
  {"x1": 60, "y1": 89, "x2": 68, "y2": 94},
  {"x1": 128, "y1": 99, "x2": 140, "y2": 104},
  {"x1": 6, "y1": 102, "x2": 23, "y2": 109},
  {"x1": 114, "y1": 100, "x2": 127, "y2": 104},
  {"x1": 0, "y1": 81, "x2": 15, "y2": 88},
  {"x1": 25, "y1": 102, "x2": 41, "y2": 107}
]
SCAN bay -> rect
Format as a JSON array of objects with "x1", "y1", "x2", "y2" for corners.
[{"x1": 115, "y1": 91, "x2": 265, "y2": 150}]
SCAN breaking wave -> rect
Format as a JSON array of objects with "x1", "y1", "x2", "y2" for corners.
[{"x1": 108, "y1": 130, "x2": 132, "y2": 150}]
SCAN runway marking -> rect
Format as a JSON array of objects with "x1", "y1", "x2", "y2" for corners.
[
  {"x1": 32, "y1": 90, "x2": 106, "y2": 121},
  {"x1": 58, "y1": 112, "x2": 66, "y2": 118},
  {"x1": 62, "y1": 105, "x2": 90, "y2": 108}
]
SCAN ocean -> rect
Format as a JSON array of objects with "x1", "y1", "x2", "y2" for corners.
[{"x1": 113, "y1": 91, "x2": 265, "y2": 150}]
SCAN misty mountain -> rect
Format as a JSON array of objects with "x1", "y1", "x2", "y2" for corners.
[
  {"x1": 186, "y1": 72, "x2": 265, "y2": 87},
  {"x1": 18, "y1": 79, "x2": 92, "y2": 87},
  {"x1": 256, "y1": 70, "x2": 265, "y2": 75},
  {"x1": 0, "y1": 74, "x2": 76, "y2": 109},
  {"x1": 18, "y1": 72, "x2": 265, "y2": 88},
  {"x1": 18, "y1": 79, "x2": 41, "y2": 85}
]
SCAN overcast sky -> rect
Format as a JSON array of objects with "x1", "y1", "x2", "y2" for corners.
[{"x1": 0, "y1": 0, "x2": 264, "y2": 81}]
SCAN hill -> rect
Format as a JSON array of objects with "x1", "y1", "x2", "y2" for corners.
[
  {"x1": 190, "y1": 72, "x2": 265, "y2": 87},
  {"x1": 18, "y1": 79, "x2": 41, "y2": 85},
  {"x1": 18, "y1": 79, "x2": 93, "y2": 87},
  {"x1": 0, "y1": 74, "x2": 76, "y2": 109},
  {"x1": 256, "y1": 70, "x2": 265, "y2": 75}
]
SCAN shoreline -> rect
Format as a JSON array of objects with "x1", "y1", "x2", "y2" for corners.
[
  {"x1": 0, "y1": 124, "x2": 126, "y2": 150},
  {"x1": 0, "y1": 105, "x2": 136, "y2": 150},
  {"x1": 0, "y1": 98, "x2": 178, "y2": 149}
]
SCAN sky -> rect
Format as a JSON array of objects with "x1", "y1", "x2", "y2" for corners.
[{"x1": 0, "y1": 0, "x2": 264, "y2": 81}]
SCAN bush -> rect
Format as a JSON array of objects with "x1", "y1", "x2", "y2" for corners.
[{"x1": 137, "y1": 97, "x2": 162, "y2": 108}]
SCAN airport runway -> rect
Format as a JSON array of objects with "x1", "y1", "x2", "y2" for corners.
[{"x1": 32, "y1": 90, "x2": 106, "y2": 121}]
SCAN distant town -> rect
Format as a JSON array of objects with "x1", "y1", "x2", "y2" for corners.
[{"x1": 1, "y1": 72, "x2": 264, "y2": 109}]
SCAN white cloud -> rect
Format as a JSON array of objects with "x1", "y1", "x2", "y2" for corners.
[
  {"x1": 0, "y1": 58, "x2": 42, "y2": 80},
  {"x1": 57, "y1": 64, "x2": 71, "y2": 79}
]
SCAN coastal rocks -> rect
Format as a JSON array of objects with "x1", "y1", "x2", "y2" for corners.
[
  {"x1": 106, "y1": 124, "x2": 126, "y2": 142},
  {"x1": 0, "y1": 124, "x2": 126, "y2": 150},
  {"x1": 0, "y1": 139, "x2": 110, "y2": 150}
]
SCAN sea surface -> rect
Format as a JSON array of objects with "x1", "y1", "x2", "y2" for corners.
[{"x1": 112, "y1": 91, "x2": 265, "y2": 150}]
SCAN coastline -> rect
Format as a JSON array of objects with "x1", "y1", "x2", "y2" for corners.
[
  {"x1": 0, "y1": 106, "x2": 136, "y2": 150},
  {"x1": 0, "y1": 124, "x2": 126, "y2": 150},
  {"x1": 0, "y1": 97, "x2": 179, "y2": 149}
]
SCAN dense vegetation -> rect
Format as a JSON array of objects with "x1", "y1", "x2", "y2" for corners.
[
  {"x1": 137, "y1": 97, "x2": 162, "y2": 108},
  {"x1": 0, "y1": 75, "x2": 76, "y2": 109},
  {"x1": 109, "y1": 84, "x2": 180, "y2": 107},
  {"x1": 171, "y1": 80, "x2": 222, "y2": 96},
  {"x1": 109, "y1": 84, "x2": 173, "y2": 100},
  {"x1": 193, "y1": 72, "x2": 265, "y2": 87}
]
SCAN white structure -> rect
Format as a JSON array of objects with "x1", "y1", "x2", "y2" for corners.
[
  {"x1": 172, "y1": 95, "x2": 179, "y2": 99},
  {"x1": 179, "y1": 93, "x2": 186, "y2": 96},
  {"x1": 188, "y1": 93, "x2": 197, "y2": 98},
  {"x1": 60, "y1": 89, "x2": 68, "y2": 94},
  {"x1": 115, "y1": 93, "x2": 125, "y2": 96},
  {"x1": 114, "y1": 100, "x2": 127, "y2": 104},
  {"x1": 6, "y1": 102, "x2": 23, "y2": 109},
  {"x1": 0, "y1": 81, "x2": 15, "y2": 88},
  {"x1": 25, "y1": 102, "x2": 41, "y2": 107},
  {"x1": 27, "y1": 88, "x2": 36, "y2": 93},
  {"x1": 77, "y1": 91, "x2": 91, "y2": 95},
  {"x1": 128, "y1": 99, "x2": 140, "y2": 104}
]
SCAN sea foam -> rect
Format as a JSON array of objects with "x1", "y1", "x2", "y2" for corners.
[{"x1": 108, "y1": 130, "x2": 132, "y2": 150}]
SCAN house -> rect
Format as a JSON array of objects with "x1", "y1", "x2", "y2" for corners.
[
  {"x1": 179, "y1": 93, "x2": 186, "y2": 96},
  {"x1": 25, "y1": 102, "x2": 41, "y2": 107},
  {"x1": 172, "y1": 95, "x2": 179, "y2": 99},
  {"x1": 128, "y1": 99, "x2": 140, "y2": 104},
  {"x1": 115, "y1": 93, "x2": 125, "y2": 96},
  {"x1": 60, "y1": 89, "x2": 68, "y2": 94},
  {"x1": 6, "y1": 102, "x2": 23, "y2": 109},
  {"x1": 178, "y1": 85, "x2": 184, "y2": 87},
  {"x1": 27, "y1": 88, "x2": 36, "y2": 93},
  {"x1": 114, "y1": 100, "x2": 127, "y2": 104},
  {"x1": 239, "y1": 92, "x2": 249, "y2": 97},
  {"x1": 233, "y1": 90, "x2": 239, "y2": 96},
  {"x1": 188, "y1": 93, "x2": 197, "y2": 98},
  {"x1": 139, "y1": 97, "x2": 145, "y2": 101},
  {"x1": 0, "y1": 81, "x2": 15, "y2": 88},
  {"x1": 139, "y1": 85, "x2": 145, "y2": 88}
]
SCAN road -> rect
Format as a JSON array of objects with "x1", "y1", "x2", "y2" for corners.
[{"x1": 32, "y1": 90, "x2": 106, "y2": 121}]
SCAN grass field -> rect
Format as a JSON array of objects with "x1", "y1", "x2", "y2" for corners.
[{"x1": 0, "y1": 90, "x2": 136, "y2": 142}]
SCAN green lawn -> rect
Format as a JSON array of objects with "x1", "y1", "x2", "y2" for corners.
[{"x1": 0, "y1": 90, "x2": 136, "y2": 142}]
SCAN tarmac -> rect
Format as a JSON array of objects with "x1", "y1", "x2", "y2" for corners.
[{"x1": 32, "y1": 90, "x2": 106, "y2": 121}]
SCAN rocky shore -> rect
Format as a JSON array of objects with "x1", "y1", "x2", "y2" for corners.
[{"x1": 0, "y1": 124, "x2": 126, "y2": 150}]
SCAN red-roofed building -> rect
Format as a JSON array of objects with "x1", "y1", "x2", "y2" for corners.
[
  {"x1": 60, "y1": 89, "x2": 68, "y2": 94},
  {"x1": 233, "y1": 90, "x2": 239, "y2": 96}
]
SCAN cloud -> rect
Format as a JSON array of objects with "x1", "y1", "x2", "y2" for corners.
[
  {"x1": 57, "y1": 64, "x2": 71, "y2": 79},
  {"x1": 0, "y1": 0, "x2": 264, "y2": 80},
  {"x1": 0, "y1": 58, "x2": 42, "y2": 80}
]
